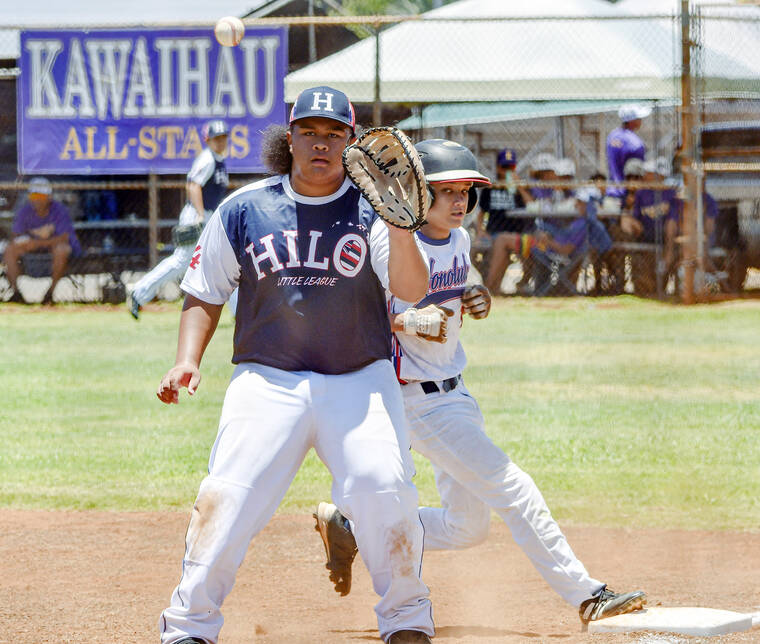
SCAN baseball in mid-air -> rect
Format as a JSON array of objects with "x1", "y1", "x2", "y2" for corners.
[{"x1": 215, "y1": 16, "x2": 245, "y2": 47}]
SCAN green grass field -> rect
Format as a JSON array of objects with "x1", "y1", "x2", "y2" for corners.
[{"x1": 1, "y1": 297, "x2": 758, "y2": 531}]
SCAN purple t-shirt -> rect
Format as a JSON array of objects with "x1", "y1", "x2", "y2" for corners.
[
  {"x1": 633, "y1": 189, "x2": 678, "y2": 242},
  {"x1": 13, "y1": 200, "x2": 81, "y2": 256},
  {"x1": 606, "y1": 127, "x2": 646, "y2": 198}
]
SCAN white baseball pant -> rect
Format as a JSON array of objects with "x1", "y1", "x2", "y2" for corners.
[
  {"x1": 402, "y1": 379, "x2": 605, "y2": 607},
  {"x1": 159, "y1": 359, "x2": 434, "y2": 644},
  {"x1": 132, "y1": 204, "x2": 201, "y2": 307}
]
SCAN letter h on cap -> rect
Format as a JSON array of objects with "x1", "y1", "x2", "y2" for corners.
[{"x1": 310, "y1": 91, "x2": 334, "y2": 112}]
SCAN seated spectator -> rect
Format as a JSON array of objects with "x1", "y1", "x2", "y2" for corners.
[
  {"x1": 552, "y1": 158, "x2": 577, "y2": 209},
  {"x1": 472, "y1": 147, "x2": 529, "y2": 292},
  {"x1": 618, "y1": 159, "x2": 678, "y2": 295},
  {"x1": 475, "y1": 147, "x2": 530, "y2": 236},
  {"x1": 3, "y1": 178, "x2": 81, "y2": 304},
  {"x1": 524, "y1": 153, "x2": 558, "y2": 211},
  {"x1": 484, "y1": 187, "x2": 611, "y2": 295}
]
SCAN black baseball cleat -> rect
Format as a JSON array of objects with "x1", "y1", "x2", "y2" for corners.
[
  {"x1": 387, "y1": 630, "x2": 433, "y2": 643},
  {"x1": 127, "y1": 291, "x2": 140, "y2": 320},
  {"x1": 579, "y1": 586, "x2": 647, "y2": 624},
  {"x1": 313, "y1": 501, "x2": 358, "y2": 596},
  {"x1": 175, "y1": 638, "x2": 207, "y2": 644}
]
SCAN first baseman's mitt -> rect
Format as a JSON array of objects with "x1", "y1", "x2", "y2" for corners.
[{"x1": 343, "y1": 127, "x2": 429, "y2": 231}]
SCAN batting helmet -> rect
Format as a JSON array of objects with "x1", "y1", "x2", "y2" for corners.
[{"x1": 415, "y1": 139, "x2": 491, "y2": 213}]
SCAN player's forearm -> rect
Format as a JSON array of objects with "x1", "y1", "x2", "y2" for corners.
[
  {"x1": 386, "y1": 227, "x2": 429, "y2": 302},
  {"x1": 174, "y1": 295, "x2": 223, "y2": 368},
  {"x1": 186, "y1": 182, "x2": 206, "y2": 221}
]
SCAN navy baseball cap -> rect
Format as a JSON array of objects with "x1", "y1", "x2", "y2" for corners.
[
  {"x1": 497, "y1": 147, "x2": 517, "y2": 168},
  {"x1": 204, "y1": 120, "x2": 229, "y2": 139},
  {"x1": 289, "y1": 85, "x2": 356, "y2": 131}
]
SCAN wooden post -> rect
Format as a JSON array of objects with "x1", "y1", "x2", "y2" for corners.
[
  {"x1": 148, "y1": 173, "x2": 159, "y2": 268},
  {"x1": 307, "y1": 0, "x2": 317, "y2": 63},
  {"x1": 680, "y1": 0, "x2": 697, "y2": 304},
  {"x1": 373, "y1": 25, "x2": 382, "y2": 126}
]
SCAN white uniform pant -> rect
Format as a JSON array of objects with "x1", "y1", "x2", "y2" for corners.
[
  {"x1": 160, "y1": 360, "x2": 434, "y2": 644},
  {"x1": 402, "y1": 379, "x2": 604, "y2": 608},
  {"x1": 132, "y1": 204, "x2": 199, "y2": 306}
]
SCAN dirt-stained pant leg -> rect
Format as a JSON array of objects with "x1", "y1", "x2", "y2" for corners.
[
  {"x1": 159, "y1": 364, "x2": 316, "y2": 644},
  {"x1": 313, "y1": 360, "x2": 434, "y2": 641},
  {"x1": 403, "y1": 381, "x2": 605, "y2": 607}
]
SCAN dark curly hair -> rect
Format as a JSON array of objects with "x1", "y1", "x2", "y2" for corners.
[
  {"x1": 260, "y1": 124, "x2": 292, "y2": 175},
  {"x1": 260, "y1": 122, "x2": 362, "y2": 175}
]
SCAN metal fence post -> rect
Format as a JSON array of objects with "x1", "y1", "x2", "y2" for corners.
[
  {"x1": 680, "y1": 0, "x2": 696, "y2": 304},
  {"x1": 148, "y1": 173, "x2": 159, "y2": 268},
  {"x1": 373, "y1": 24, "x2": 382, "y2": 127}
]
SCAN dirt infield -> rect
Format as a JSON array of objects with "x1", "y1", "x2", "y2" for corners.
[{"x1": 2, "y1": 510, "x2": 758, "y2": 644}]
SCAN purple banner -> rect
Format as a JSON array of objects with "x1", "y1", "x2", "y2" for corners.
[{"x1": 18, "y1": 27, "x2": 288, "y2": 174}]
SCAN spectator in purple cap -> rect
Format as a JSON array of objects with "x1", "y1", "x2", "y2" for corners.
[
  {"x1": 473, "y1": 148, "x2": 533, "y2": 294},
  {"x1": 605, "y1": 104, "x2": 651, "y2": 207},
  {"x1": 475, "y1": 147, "x2": 531, "y2": 239},
  {"x1": 3, "y1": 177, "x2": 81, "y2": 304}
]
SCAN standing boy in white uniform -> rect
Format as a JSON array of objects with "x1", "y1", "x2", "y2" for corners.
[
  {"x1": 156, "y1": 87, "x2": 435, "y2": 644},
  {"x1": 128, "y1": 120, "x2": 230, "y2": 319},
  {"x1": 314, "y1": 139, "x2": 647, "y2": 628}
]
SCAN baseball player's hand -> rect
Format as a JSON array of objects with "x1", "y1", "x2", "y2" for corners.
[
  {"x1": 462, "y1": 284, "x2": 491, "y2": 319},
  {"x1": 157, "y1": 363, "x2": 201, "y2": 404},
  {"x1": 400, "y1": 304, "x2": 454, "y2": 343}
]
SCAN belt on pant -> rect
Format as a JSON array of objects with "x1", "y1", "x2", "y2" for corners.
[{"x1": 420, "y1": 374, "x2": 460, "y2": 394}]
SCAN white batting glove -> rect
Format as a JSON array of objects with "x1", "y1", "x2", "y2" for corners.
[
  {"x1": 462, "y1": 284, "x2": 491, "y2": 320},
  {"x1": 400, "y1": 304, "x2": 454, "y2": 343}
]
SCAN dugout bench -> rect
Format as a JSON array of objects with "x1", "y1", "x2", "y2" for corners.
[
  {"x1": 470, "y1": 208, "x2": 687, "y2": 298},
  {"x1": 0, "y1": 218, "x2": 177, "y2": 303}
]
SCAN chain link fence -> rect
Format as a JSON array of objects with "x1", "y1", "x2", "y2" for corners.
[{"x1": 2, "y1": 8, "x2": 760, "y2": 302}]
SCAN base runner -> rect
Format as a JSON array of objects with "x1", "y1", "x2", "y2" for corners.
[{"x1": 314, "y1": 138, "x2": 647, "y2": 628}]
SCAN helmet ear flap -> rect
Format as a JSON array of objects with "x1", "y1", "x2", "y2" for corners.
[
  {"x1": 466, "y1": 186, "x2": 479, "y2": 213},
  {"x1": 427, "y1": 184, "x2": 435, "y2": 208}
]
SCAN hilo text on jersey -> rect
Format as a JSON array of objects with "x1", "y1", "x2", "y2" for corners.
[
  {"x1": 244, "y1": 229, "x2": 367, "y2": 280},
  {"x1": 428, "y1": 253, "x2": 469, "y2": 293}
]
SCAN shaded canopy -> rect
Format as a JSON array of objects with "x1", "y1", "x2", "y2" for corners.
[{"x1": 284, "y1": 0, "x2": 759, "y2": 103}]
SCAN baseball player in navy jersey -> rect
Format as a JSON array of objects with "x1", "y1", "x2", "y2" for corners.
[
  {"x1": 127, "y1": 120, "x2": 230, "y2": 320},
  {"x1": 156, "y1": 87, "x2": 435, "y2": 644},
  {"x1": 314, "y1": 139, "x2": 647, "y2": 629}
]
